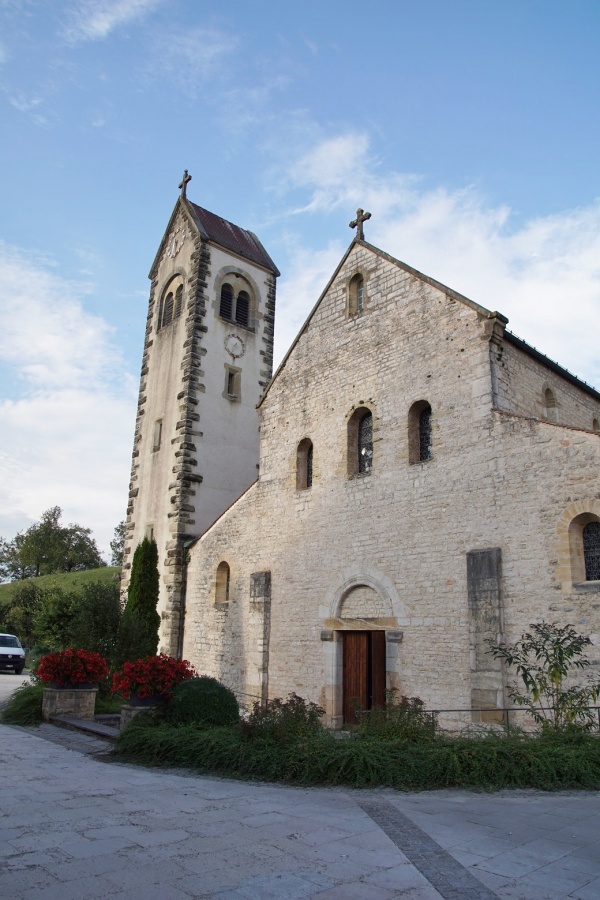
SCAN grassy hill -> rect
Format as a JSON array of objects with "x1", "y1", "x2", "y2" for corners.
[{"x1": 0, "y1": 567, "x2": 121, "y2": 605}]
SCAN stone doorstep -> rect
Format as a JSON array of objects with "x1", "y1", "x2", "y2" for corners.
[{"x1": 50, "y1": 715, "x2": 120, "y2": 741}]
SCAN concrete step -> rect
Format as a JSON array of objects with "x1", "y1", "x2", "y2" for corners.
[{"x1": 50, "y1": 715, "x2": 120, "y2": 740}]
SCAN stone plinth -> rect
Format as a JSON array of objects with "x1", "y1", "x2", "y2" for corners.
[
  {"x1": 120, "y1": 703, "x2": 159, "y2": 730},
  {"x1": 42, "y1": 686, "x2": 98, "y2": 722}
]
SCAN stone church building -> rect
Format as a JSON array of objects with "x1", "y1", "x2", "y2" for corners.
[{"x1": 123, "y1": 175, "x2": 600, "y2": 726}]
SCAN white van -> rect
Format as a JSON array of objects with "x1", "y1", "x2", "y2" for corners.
[{"x1": 0, "y1": 634, "x2": 26, "y2": 674}]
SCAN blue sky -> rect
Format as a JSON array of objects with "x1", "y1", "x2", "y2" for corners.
[{"x1": 1, "y1": 0, "x2": 600, "y2": 556}]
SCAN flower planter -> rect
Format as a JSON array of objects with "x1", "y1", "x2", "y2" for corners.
[
  {"x1": 42, "y1": 685, "x2": 99, "y2": 721},
  {"x1": 129, "y1": 693, "x2": 166, "y2": 707},
  {"x1": 120, "y1": 698, "x2": 162, "y2": 730}
]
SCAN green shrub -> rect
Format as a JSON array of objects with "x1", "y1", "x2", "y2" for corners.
[
  {"x1": 164, "y1": 676, "x2": 239, "y2": 728},
  {"x1": 114, "y1": 720, "x2": 600, "y2": 790},
  {"x1": 1, "y1": 681, "x2": 44, "y2": 725},
  {"x1": 355, "y1": 694, "x2": 436, "y2": 742},
  {"x1": 242, "y1": 693, "x2": 325, "y2": 746}
]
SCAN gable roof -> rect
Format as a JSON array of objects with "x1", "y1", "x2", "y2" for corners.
[
  {"x1": 258, "y1": 237, "x2": 599, "y2": 407},
  {"x1": 149, "y1": 198, "x2": 280, "y2": 279},
  {"x1": 187, "y1": 202, "x2": 280, "y2": 275}
]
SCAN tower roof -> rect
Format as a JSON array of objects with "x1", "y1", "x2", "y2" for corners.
[{"x1": 187, "y1": 201, "x2": 280, "y2": 276}]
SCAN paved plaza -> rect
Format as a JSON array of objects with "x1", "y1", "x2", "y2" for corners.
[{"x1": 1, "y1": 697, "x2": 600, "y2": 898}]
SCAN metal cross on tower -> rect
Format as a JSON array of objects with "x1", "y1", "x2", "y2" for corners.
[
  {"x1": 349, "y1": 207, "x2": 372, "y2": 241},
  {"x1": 178, "y1": 169, "x2": 192, "y2": 199}
]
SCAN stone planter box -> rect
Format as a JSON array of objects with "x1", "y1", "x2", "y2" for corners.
[
  {"x1": 120, "y1": 702, "x2": 162, "y2": 730},
  {"x1": 42, "y1": 685, "x2": 98, "y2": 722}
]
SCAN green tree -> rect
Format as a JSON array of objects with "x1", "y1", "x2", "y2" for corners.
[
  {"x1": 0, "y1": 581, "x2": 43, "y2": 645},
  {"x1": 110, "y1": 520, "x2": 126, "y2": 567},
  {"x1": 70, "y1": 581, "x2": 122, "y2": 664},
  {"x1": 0, "y1": 507, "x2": 105, "y2": 581},
  {"x1": 487, "y1": 622, "x2": 600, "y2": 730},
  {"x1": 114, "y1": 538, "x2": 160, "y2": 666},
  {"x1": 33, "y1": 587, "x2": 77, "y2": 650}
]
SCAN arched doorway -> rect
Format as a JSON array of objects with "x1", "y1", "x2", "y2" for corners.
[{"x1": 338, "y1": 583, "x2": 388, "y2": 724}]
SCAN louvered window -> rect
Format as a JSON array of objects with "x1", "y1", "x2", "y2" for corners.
[
  {"x1": 236, "y1": 291, "x2": 250, "y2": 327},
  {"x1": 162, "y1": 292, "x2": 174, "y2": 327},
  {"x1": 220, "y1": 283, "x2": 233, "y2": 319},
  {"x1": 174, "y1": 284, "x2": 183, "y2": 318}
]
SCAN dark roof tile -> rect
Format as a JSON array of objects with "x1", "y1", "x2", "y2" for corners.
[{"x1": 188, "y1": 202, "x2": 279, "y2": 275}]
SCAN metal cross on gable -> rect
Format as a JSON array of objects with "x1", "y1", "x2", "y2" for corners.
[
  {"x1": 178, "y1": 169, "x2": 192, "y2": 199},
  {"x1": 349, "y1": 207, "x2": 372, "y2": 241}
]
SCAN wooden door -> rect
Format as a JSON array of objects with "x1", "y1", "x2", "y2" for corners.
[{"x1": 342, "y1": 631, "x2": 386, "y2": 724}]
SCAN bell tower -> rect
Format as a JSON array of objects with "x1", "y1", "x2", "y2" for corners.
[{"x1": 122, "y1": 172, "x2": 279, "y2": 655}]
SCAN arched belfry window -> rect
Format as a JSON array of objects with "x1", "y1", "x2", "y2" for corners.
[
  {"x1": 174, "y1": 284, "x2": 183, "y2": 319},
  {"x1": 218, "y1": 279, "x2": 254, "y2": 328},
  {"x1": 348, "y1": 407, "x2": 373, "y2": 476},
  {"x1": 220, "y1": 283, "x2": 234, "y2": 319},
  {"x1": 348, "y1": 273, "x2": 366, "y2": 316},
  {"x1": 158, "y1": 277, "x2": 184, "y2": 330},
  {"x1": 408, "y1": 401, "x2": 433, "y2": 463},
  {"x1": 296, "y1": 438, "x2": 313, "y2": 490},
  {"x1": 162, "y1": 292, "x2": 174, "y2": 327},
  {"x1": 236, "y1": 291, "x2": 250, "y2": 327},
  {"x1": 583, "y1": 522, "x2": 600, "y2": 581},
  {"x1": 215, "y1": 561, "x2": 230, "y2": 605}
]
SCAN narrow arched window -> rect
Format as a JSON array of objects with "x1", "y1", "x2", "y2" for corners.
[
  {"x1": 408, "y1": 400, "x2": 433, "y2": 463},
  {"x1": 544, "y1": 388, "x2": 557, "y2": 422},
  {"x1": 348, "y1": 273, "x2": 365, "y2": 316},
  {"x1": 215, "y1": 561, "x2": 230, "y2": 605},
  {"x1": 357, "y1": 279, "x2": 364, "y2": 312},
  {"x1": 296, "y1": 438, "x2": 313, "y2": 490},
  {"x1": 593, "y1": 419, "x2": 600, "y2": 433},
  {"x1": 348, "y1": 408, "x2": 373, "y2": 476},
  {"x1": 358, "y1": 412, "x2": 373, "y2": 474},
  {"x1": 583, "y1": 522, "x2": 600, "y2": 581},
  {"x1": 174, "y1": 284, "x2": 183, "y2": 318},
  {"x1": 220, "y1": 283, "x2": 233, "y2": 319},
  {"x1": 162, "y1": 292, "x2": 174, "y2": 327},
  {"x1": 419, "y1": 405, "x2": 432, "y2": 461},
  {"x1": 236, "y1": 290, "x2": 250, "y2": 327}
]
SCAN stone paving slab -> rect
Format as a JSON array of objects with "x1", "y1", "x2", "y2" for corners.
[{"x1": 2, "y1": 723, "x2": 600, "y2": 898}]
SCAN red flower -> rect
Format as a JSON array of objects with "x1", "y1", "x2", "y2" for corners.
[
  {"x1": 38, "y1": 649, "x2": 109, "y2": 686},
  {"x1": 112, "y1": 655, "x2": 196, "y2": 699}
]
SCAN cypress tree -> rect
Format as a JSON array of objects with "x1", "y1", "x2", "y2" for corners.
[{"x1": 114, "y1": 537, "x2": 161, "y2": 666}]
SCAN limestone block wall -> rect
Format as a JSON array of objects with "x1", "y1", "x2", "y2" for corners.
[
  {"x1": 493, "y1": 337, "x2": 600, "y2": 429},
  {"x1": 184, "y1": 242, "x2": 600, "y2": 724}
]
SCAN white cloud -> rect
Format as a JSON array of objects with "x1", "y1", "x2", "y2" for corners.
[
  {"x1": 63, "y1": 0, "x2": 162, "y2": 43},
  {"x1": 0, "y1": 242, "x2": 137, "y2": 556},
  {"x1": 275, "y1": 132, "x2": 600, "y2": 388},
  {"x1": 140, "y1": 25, "x2": 234, "y2": 99}
]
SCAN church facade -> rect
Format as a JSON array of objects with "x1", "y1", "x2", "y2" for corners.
[{"x1": 125, "y1": 180, "x2": 600, "y2": 726}]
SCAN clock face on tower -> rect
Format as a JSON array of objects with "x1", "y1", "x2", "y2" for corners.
[{"x1": 224, "y1": 333, "x2": 245, "y2": 359}]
